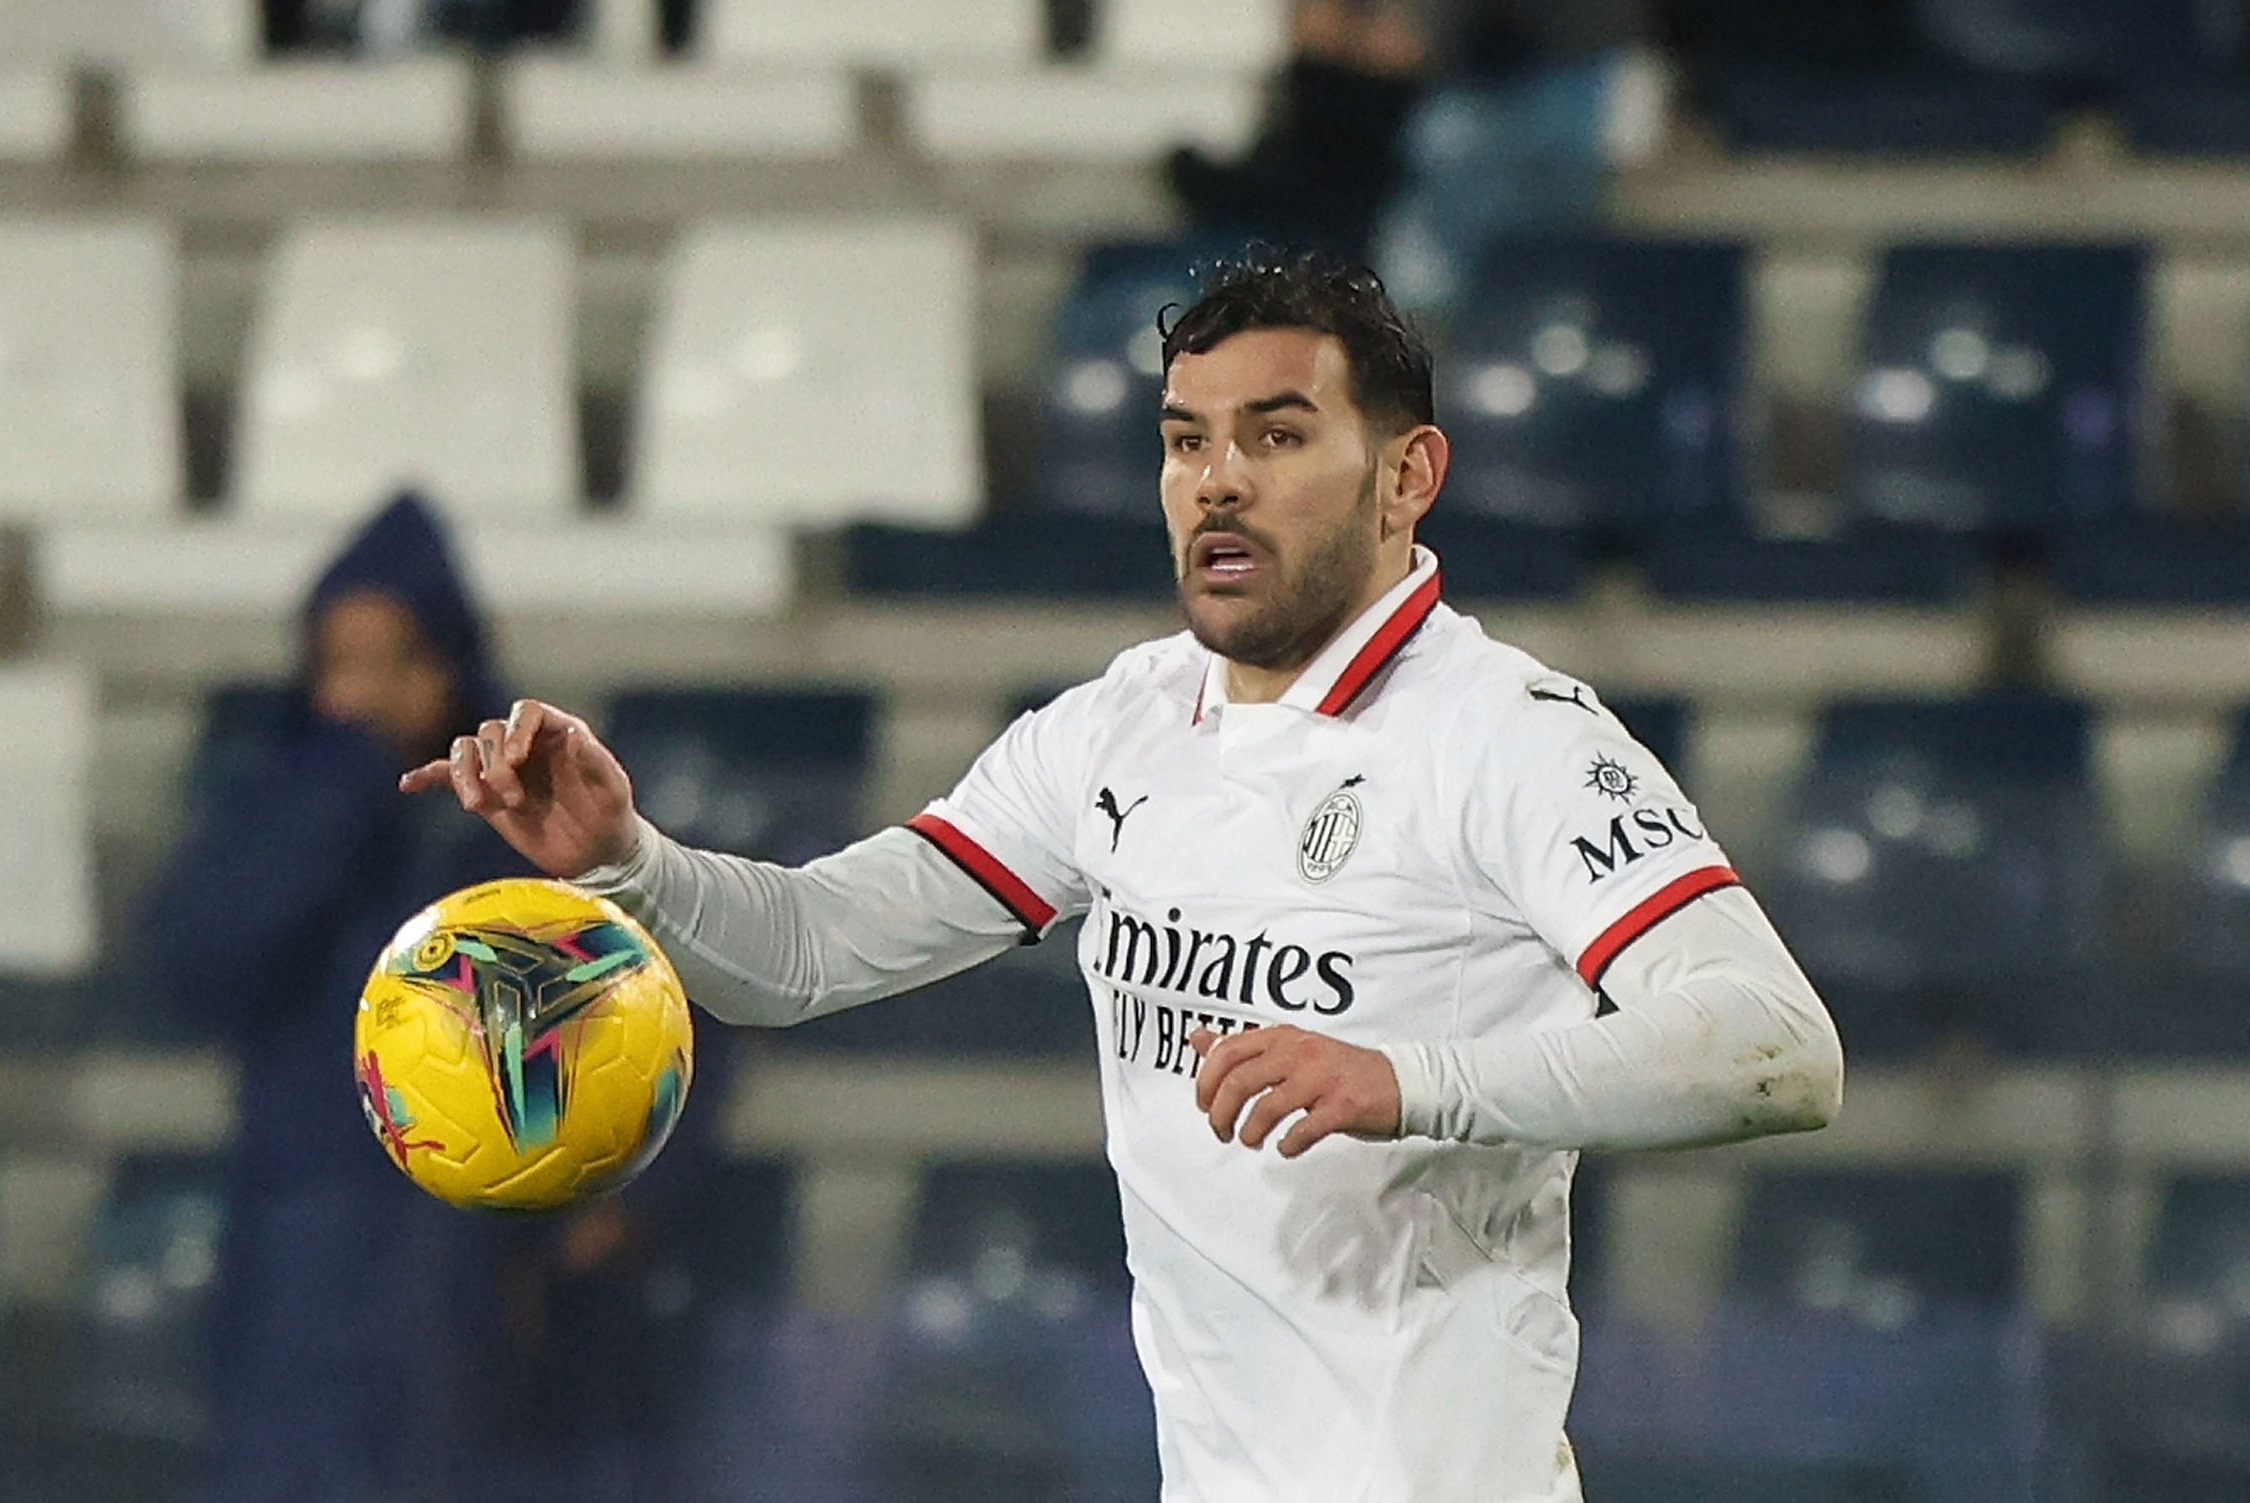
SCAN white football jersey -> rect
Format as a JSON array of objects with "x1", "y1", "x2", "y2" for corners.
[{"x1": 909, "y1": 547, "x2": 1738, "y2": 1503}]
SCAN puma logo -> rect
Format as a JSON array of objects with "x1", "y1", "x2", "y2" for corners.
[
  {"x1": 1095, "y1": 787, "x2": 1149, "y2": 852},
  {"x1": 1529, "y1": 683, "x2": 1596, "y2": 714}
]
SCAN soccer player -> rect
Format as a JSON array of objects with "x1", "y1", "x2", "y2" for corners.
[{"x1": 407, "y1": 254, "x2": 1844, "y2": 1502}]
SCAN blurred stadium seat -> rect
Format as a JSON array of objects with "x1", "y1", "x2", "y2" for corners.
[
  {"x1": 864, "y1": 1160, "x2": 1154, "y2": 1503},
  {"x1": 601, "y1": 686, "x2": 876, "y2": 865},
  {"x1": 1762, "y1": 689, "x2": 2113, "y2": 1057},
  {"x1": 0, "y1": 68, "x2": 70, "y2": 160},
  {"x1": 0, "y1": 219, "x2": 180, "y2": 520},
  {"x1": 60, "y1": 1153, "x2": 223, "y2": 1470},
  {"x1": 1843, "y1": 242, "x2": 2149, "y2": 532},
  {"x1": 501, "y1": 56, "x2": 856, "y2": 160},
  {"x1": 120, "y1": 56, "x2": 475, "y2": 163},
  {"x1": 0, "y1": 0, "x2": 252, "y2": 69},
  {"x1": 843, "y1": 515, "x2": 1175, "y2": 600},
  {"x1": 702, "y1": 0, "x2": 1042, "y2": 68},
  {"x1": 633, "y1": 218, "x2": 980, "y2": 528},
  {"x1": 1096, "y1": 0, "x2": 1287, "y2": 71},
  {"x1": 905, "y1": 70, "x2": 1262, "y2": 163},
  {"x1": 0, "y1": 664, "x2": 95, "y2": 977},
  {"x1": 2055, "y1": 1172, "x2": 2250, "y2": 1501},
  {"x1": 2048, "y1": 517, "x2": 2250, "y2": 607},
  {"x1": 1026, "y1": 239, "x2": 1207, "y2": 519},
  {"x1": 1606, "y1": 694, "x2": 1691, "y2": 783},
  {"x1": 234, "y1": 219, "x2": 578, "y2": 520},
  {"x1": 1438, "y1": 237, "x2": 1748, "y2": 531}
]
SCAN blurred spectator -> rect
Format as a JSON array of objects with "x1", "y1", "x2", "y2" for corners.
[
  {"x1": 1170, "y1": 0, "x2": 1649, "y2": 262},
  {"x1": 144, "y1": 491, "x2": 525, "y2": 1503}
]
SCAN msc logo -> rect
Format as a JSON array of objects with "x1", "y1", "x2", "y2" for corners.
[{"x1": 1572, "y1": 806, "x2": 1709, "y2": 882}]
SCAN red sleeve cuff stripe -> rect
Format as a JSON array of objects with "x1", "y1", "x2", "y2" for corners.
[
  {"x1": 1576, "y1": 866, "x2": 1742, "y2": 986},
  {"x1": 906, "y1": 813, "x2": 1058, "y2": 936}
]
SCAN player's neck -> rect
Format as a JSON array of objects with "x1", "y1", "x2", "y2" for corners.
[{"x1": 1224, "y1": 549, "x2": 1416, "y2": 706}]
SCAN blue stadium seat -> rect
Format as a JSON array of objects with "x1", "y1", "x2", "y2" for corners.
[
  {"x1": 601, "y1": 688, "x2": 876, "y2": 866},
  {"x1": 1032, "y1": 239, "x2": 1228, "y2": 520},
  {"x1": 1707, "y1": 64, "x2": 2052, "y2": 155},
  {"x1": 1732, "y1": 1168, "x2": 2022, "y2": 1312},
  {"x1": 1570, "y1": 1448, "x2": 1924, "y2": 1503},
  {"x1": 1439, "y1": 238, "x2": 1749, "y2": 532},
  {"x1": 1575, "y1": 1169, "x2": 2039, "y2": 1503},
  {"x1": 63, "y1": 1155, "x2": 225, "y2": 1454},
  {"x1": 2170, "y1": 706, "x2": 2250, "y2": 980},
  {"x1": 2053, "y1": 1174, "x2": 2250, "y2": 1499},
  {"x1": 1666, "y1": 0, "x2": 2057, "y2": 154},
  {"x1": 1415, "y1": 511, "x2": 1585, "y2": 599},
  {"x1": 783, "y1": 916, "x2": 1096, "y2": 1057},
  {"x1": 1605, "y1": 695, "x2": 1691, "y2": 787},
  {"x1": 844, "y1": 516, "x2": 1175, "y2": 601},
  {"x1": 2049, "y1": 519, "x2": 2250, "y2": 606},
  {"x1": 1843, "y1": 243, "x2": 2149, "y2": 533},
  {"x1": 1639, "y1": 526, "x2": 1989, "y2": 606},
  {"x1": 1761, "y1": 691, "x2": 2114, "y2": 1058},
  {"x1": 864, "y1": 1162, "x2": 1154, "y2": 1503}
]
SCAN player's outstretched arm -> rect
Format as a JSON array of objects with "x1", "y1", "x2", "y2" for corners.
[
  {"x1": 400, "y1": 698, "x2": 638, "y2": 877},
  {"x1": 405, "y1": 700, "x2": 1028, "y2": 1028}
]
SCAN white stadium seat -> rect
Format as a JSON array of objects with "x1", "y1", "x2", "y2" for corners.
[
  {"x1": 907, "y1": 68, "x2": 1263, "y2": 162},
  {"x1": 501, "y1": 57, "x2": 856, "y2": 160},
  {"x1": 234, "y1": 219, "x2": 578, "y2": 522},
  {"x1": 0, "y1": 70, "x2": 72, "y2": 161},
  {"x1": 121, "y1": 56, "x2": 473, "y2": 162},
  {"x1": 37, "y1": 517, "x2": 793, "y2": 619},
  {"x1": 0, "y1": 0, "x2": 254, "y2": 68},
  {"x1": 702, "y1": 0, "x2": 1041, "y2": 68},
  {"x1": 0, "y1": 219, "x2": 180, "y2": 521},
  {"x1": 633, "y1": 217, "x2": 982, "y2": 528},
  {"x1": 0, "y1": 662, "x2": 95, "y2": 976},
  {"x1": 1097, "y1": 0, "x2": 1288, "y2": 69}
]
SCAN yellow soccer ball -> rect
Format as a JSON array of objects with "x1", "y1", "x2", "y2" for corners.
[{"x1": 354, "y1": 877, "x2": 693, "y2": 1210}]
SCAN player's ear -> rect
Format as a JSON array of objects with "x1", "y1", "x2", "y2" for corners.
[{"x1": 1381, "y1": 423, "x2": 1446, "y2": 538}]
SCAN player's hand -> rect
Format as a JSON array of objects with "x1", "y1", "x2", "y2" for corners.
[
  {"x1": 1190, "y1": 1024, "x2": 1402, "y2": 1158},
  {"x1": 398, "y1": 698, "x2": 638, "y2": 878}
]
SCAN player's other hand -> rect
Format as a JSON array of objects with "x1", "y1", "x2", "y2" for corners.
[
  {"x1": 1191, "y1": 1024, "x2": 1402, "y2": 1158},
  {"x1": 399, "y1": 698, "x2": 638, "y2": 878}
]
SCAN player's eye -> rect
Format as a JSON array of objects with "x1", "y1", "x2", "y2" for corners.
[
  {"x1": 1164, "y1": 430, "x2": 1204, "y2": 455},
  {"x1": 1261, "y1": 426, "x2": 1304, "y2": 449}
]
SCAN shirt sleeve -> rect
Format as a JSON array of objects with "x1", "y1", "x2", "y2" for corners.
[
  {"x1": 909, "y1": 685, "x2": 1097, "y2": 940},
  {"x1": 1462, "y1": 675, "x2": 1740, "y2": 986},
  {"x1": 1378, "y1": 885, "x2": 1844, "y2": 1151}
]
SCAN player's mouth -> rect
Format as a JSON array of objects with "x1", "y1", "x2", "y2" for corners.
[{"x1": 1188, "y1": 531, "x2": 1265, "y2": 589}]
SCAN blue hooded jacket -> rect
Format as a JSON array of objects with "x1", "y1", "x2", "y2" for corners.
[{"x1": 145, "y1": 492, "x2": 525, "y2": 1190}]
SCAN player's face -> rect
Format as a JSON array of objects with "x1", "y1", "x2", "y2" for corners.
[
  {"x1": 311, "y1": 589, "x2": 457, "y2": 763},
  {"x1": 1160, "y1": 329, "x2": 1398, "y2": 673}
]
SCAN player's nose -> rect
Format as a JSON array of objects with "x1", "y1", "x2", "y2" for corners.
[{"x1": 1194, "y1": 439, "x2": 1253, "y2": 510}]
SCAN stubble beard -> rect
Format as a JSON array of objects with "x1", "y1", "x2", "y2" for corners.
[{"x1": 1180, "y1": 467, "x2": 1381, "y2": 673}]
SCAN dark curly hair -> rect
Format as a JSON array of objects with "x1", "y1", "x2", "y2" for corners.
[{"x1": 1158, "y1": 249, "x2": 1434, "y2": 435}]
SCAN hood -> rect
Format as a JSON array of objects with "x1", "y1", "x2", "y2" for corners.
[{"x1": 303, "y1": 490, "x2": 504, "y2": 721}]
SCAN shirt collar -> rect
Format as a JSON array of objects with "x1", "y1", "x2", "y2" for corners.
[{"x1": 1193, "y1": 544, "x2": 1442, "y2": 724}]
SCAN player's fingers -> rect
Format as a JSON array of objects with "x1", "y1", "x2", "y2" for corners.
[
  {"x1": 1276, "y1": 1101, "x2": 1354, "y2": 1160},
  {"x1": 399, "y1": 758, "x2": 451, "y2": 794},
  {"x1": 1192, "y1": 1027, "x2": 1270, "y2": 1112},
  {"x1": 1207, "y1": 1056, "x2": 1293, "y2": 1144},
  {"x1": 500, "y1": 697, "x2": 546, "y2": 763},
  {"x1": 473, "y1": 718, "x2": 525, "y2": 808},
  {"x1": 1237, "y1": 1078, "x2": 1322, "y2": 1151},
  {"x1": 447, "y1": 734, "x2": 498, "y2": 814}
]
